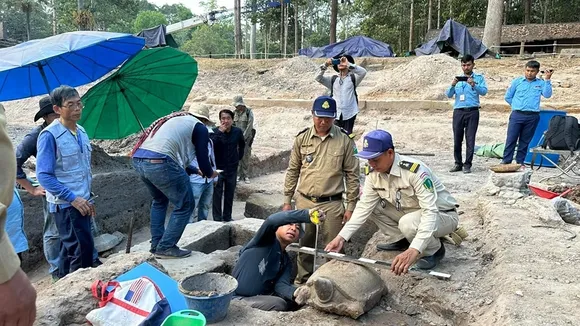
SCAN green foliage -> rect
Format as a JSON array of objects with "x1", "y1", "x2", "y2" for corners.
[
  {"x1": 132, "y1": 10, "x2": 167, "y2": 33},
  {"x1": 0, "y1": 0, "x2": 52, "y2": 40},
  {"x1": 159, "y1": 4, "x2": 193, "y2": 24},
  {"x1": 180, "y1": 22, "x2": 235, "y2": 57}
]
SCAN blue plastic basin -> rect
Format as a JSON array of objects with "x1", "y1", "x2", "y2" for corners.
[{"x1": 178, "y1": 273, "x2": 238, "y2": 324}]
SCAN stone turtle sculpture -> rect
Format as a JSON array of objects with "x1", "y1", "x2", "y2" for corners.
[{"x1": 294, "y1": 260, "x2": 388, "y2": 319}]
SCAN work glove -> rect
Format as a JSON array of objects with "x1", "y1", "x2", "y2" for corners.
[
  {"x1": 443, "y1": 226, "x2": 468, "y2": 246},
  {"x1": 308, "y1": 208, "x2": 326, "y2": 225}
]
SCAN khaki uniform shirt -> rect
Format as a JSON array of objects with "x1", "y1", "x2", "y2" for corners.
[
  {"x1": 234, "y1": 107, "x2": 254, "y2": 142},
  {"x1": 339, "y1": 153, "x2": 458, "y2": 253},
  {"x1": 0, "y1": 104, "x2": 19, "y2": 283},
  {"x1": 284, "y1": 124, "x2": 360, "y2": 211}
]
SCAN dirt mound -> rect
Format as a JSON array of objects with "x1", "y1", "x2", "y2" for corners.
[
  {"x1": 548, "y1": 184, "x2": 580, "y2": 205},
  {"x1": 268, "y1": 55, "x2": 320, "y2": 77},
  {"x1": 91, "y1": 144, "x2": 131, "y2": 173},
  {"x1": 365, "y1": 54, "x2": 462, "y2": 100}
]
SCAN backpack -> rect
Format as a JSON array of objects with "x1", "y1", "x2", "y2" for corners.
[
  {"x1": 86, "y1": 277, "x2": 171, "y2": 326},
  {"x1": 330, "y1": 74, "x2": 358, "y2": 103},
  {"x1": 542, "y1": 115, "x2": 580, "y2": 152}
]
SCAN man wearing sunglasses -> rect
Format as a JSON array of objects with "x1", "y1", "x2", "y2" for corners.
[{"x1": 325, "y1": 130, "x2": 459, "y2": 275}]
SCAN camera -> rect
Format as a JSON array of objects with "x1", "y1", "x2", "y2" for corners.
[
  {"x1": 331, "y1": 58, "x2": 340, "y2": 65},
  {"x1": 540, "y1": 69, "x2": 554, "y2": 73}
]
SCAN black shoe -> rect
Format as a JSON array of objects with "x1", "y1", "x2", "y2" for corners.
[
  {"x1": 463, "y1": 166, "x2": 472, "y2": 174},
  {"x1": 449, "y1": 165, "x2": 463, "y2": 173},
  {"x1": 416, "y1": 241, "x2": 445, "y2": 270},
  {"x1": 376, "y1": 238, "x2": 410, "y2": 251},
  {"x1": 155, "y1": 246, "x2": 192, "y2": 259},
  {"x1": 92, "y1": 259, "x2": 103, "y2": 268}
]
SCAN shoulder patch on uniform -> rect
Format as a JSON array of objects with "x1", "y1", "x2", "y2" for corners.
[
  {"x1": 338, "y1": 127, "x2": 356, "y2": 139},
  {"x1": 296, "y1": 127, "x2": 309, "y2": 137},
  {"x1": 422, "y1": 178, "x2": 434, "y2": 193},
  {"x1": 399, "y1": 160, "x2": 420, "y2": 173}
]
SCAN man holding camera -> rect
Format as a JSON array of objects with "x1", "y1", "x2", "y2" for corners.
[
  {"x1": 315, "y1": 54, "x2": 367, "y2": 135},
  {"x1": 446, "y1": 54, "x2": 488, "y2": 174},
  {"x1": 501, "y1": 60, "x2": 553, "y2": 166}
]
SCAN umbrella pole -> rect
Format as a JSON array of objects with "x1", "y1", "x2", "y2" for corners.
[{"x1": 38, "y1": 63, "x2": 51, "y2": 94}]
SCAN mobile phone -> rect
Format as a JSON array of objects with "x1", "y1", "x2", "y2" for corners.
[
  {"x1": 456, "y1": 76, "x2": 469, "y2": 82},
  {"x1": 331, "y1": 58, "x2": 340, "y2": 65},
  {"x1": 216, "y1": 169, "x2": 224, "y2": 174}
]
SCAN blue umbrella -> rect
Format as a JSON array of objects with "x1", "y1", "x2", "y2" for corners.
[{"x1": 0, "y1": 31, "x2": 145, "y2": 101}]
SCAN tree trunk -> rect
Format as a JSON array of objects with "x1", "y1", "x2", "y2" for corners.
[
  {"x1": 449, "y1": 0, "x2": 453, "y2": 18},
  {"x1": 250, "y1": 0, "x2": 257, "y2": 59},
  {"x1": 408, "y1": 0, "x2": 414, "y2": 52},
  {"x1": 294, "y1": 3, "x2": 299, "y2": 55},
  {"x1": 26, "y1": 11, "x2": 30, "y2": 40},
  {"x1": 283, "y1": 1, "x2": 288, "y2": 58},
  {"x1": 524, "y1": 0, "x2": 531, "y2": 23},
  {"x1": 427, "y1": 0, "x2": 432, "y2": 31},
  {"x1": 330, "y1": 0, "x2": 338, "y2": 44},
  {"x1": 482, "y1": 0, "x2": 504, "y2": 53},
  {"x1": 437, "y1": 0, "x2": 441, "y2": 28},
  {"x1": 280, "y1": 1, "x2": 284, "y2": 55},
  {"x1": 301, "y1": 5, "x2": 305, "y2": 49},
  {"x1": 542, "y1": 0, "x2": 550, "y2": 24},
  {"x1": 504, "y1": 0, "x2": 510, "y2": 25}
]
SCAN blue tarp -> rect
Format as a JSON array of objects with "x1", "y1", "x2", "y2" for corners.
[
  {"x1": 299, "y1": 35, "x2": 394, "y2": 58},
  {"x1": 415, "y1": 20, "x2": 487, "y2": 58}
]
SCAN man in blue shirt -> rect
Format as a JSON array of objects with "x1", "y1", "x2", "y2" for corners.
[
  {"x1": 501, "y1": 60, "x2": 553, "y2": 165},
  {"x1": 37, "y1": 86, "x2": 96, "y2": 278},
  {"x1": 446, "y1": 55, "x2": 488, "y2": 174},
  {"x1": 233, "y1": 208, "x2": 324, "y2": 311}
]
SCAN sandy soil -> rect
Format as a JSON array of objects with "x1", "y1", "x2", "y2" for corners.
[{"x1": 3, "y1": 54, "x2": 580, "y2": 325}]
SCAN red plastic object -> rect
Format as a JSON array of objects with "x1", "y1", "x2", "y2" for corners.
[{"x1": 528, "y1": 185, "x2": 572, "y2": 199}]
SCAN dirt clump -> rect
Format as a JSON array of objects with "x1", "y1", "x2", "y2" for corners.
[{"x1": 548, "y1": 184, "x2": 580, "y2": 205}]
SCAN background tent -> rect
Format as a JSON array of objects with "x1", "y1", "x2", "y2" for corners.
[
  {"x1": 137, "y1": 25, "x2": 178, "y2": 48},
  {"x1": 299, "y1": 35, "x2": 394, "y2": 58},
  {"x1": 415, "y1": 20, "x2": 487, "y2": 58}
]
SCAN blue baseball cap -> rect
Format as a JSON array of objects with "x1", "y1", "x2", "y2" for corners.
[
  {"x1": 356, "y1": 130, "x2": 394, "y2": 159},
  {"x1": 312, "y1": 95, "x2": 337, "y2": 118}
]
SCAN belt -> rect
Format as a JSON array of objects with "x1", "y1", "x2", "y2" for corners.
[
  {"x1": 441, "y1": 208, "x2": 457, "y2": 213},
  {"x1": 134, "y1": 158, "x2": 167, "y2": 164},
  {"x1": 299, "y1": 192, "x2": 343, "y2": 203},
  {"x1": 456, "y1": 107, "x2": 479, "y2": 111},
  {"x1": 514, "y1": 110, "x2": 539, "y2": 115}
]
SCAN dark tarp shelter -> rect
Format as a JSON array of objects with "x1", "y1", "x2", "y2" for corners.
[
  {"x1": 299, "y1": 35, "x2": 394, "y2": 58},
  {"x1": 415, "y1": 20, "x2": 488, "y2": 58},
  {"x1": 136, "y1": 25, "x2": 178, "y2": 48}
]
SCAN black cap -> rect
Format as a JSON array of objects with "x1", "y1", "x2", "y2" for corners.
[{"x1": 34, "y1": 96, "x2": 54, "y2": 122}]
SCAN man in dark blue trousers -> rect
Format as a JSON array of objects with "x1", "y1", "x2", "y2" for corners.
[
  {"x1": 232, "y1": 209, "x2": 324, "y2": 311},
  {"x1": 502, "y1": 60, "x2": 553, "y2": 165}
]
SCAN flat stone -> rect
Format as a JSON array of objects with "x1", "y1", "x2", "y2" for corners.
[
  {"x1": 94, "y1": 233, "x2": 123, "y2": 253},
  {"x1": 157, "y1": 251, "x2": 226, "y2": 281},
  {"x1": 230, "y1": 218, "x2": 264, "y2": 246},
  {"x1": 36, "y1": 252, "x2": 161, "y2": 325},
  {"x1": 244, "y1": 193, "x2": 285, "y2": 219},
  {"x1": 177, "y1": 220, "x2": 231, "y2": 253},
  {"x1": 207, "y1": 245, "x2": 243, "y2": 274},
  {"x1": 489, "y1": 171, "x2": 532, "y2": 193}
]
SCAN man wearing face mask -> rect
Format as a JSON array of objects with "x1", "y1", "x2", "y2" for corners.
[
  {"x1": 283, "y1": 96, "x2": 359, "y2": 284},
  {"x1": 325, "y1": 130, "x2": 460, "y2": 274},
  {"x1": 211, "y1": 109, "x2": 245, "y2": 222},
  {"x1": 315, "y1": 54, "x2": 367, "y2": 135}
]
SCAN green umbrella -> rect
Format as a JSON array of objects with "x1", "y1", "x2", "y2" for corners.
[{"x1": 79, "y1": 47, "x2": 198, "y2": 139}]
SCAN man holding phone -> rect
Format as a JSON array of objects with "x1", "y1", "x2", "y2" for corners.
[
  {"x1": 446, "y1": 55, "x2": 488, "y2": 174},
  {"x1": 315, "y1": 54, "x2": 367, "y2": 135}
]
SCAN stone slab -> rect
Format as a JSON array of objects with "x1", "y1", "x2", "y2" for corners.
[
  {"x1": 207, "y1": 245, "x2": 243, "y2": 274},
  {"x1": 177, "y1": 220, "x2": 231, "y2": 253},
  {"x1": 230, "y1": 218, "x2": 264, "y2": 246},
  {"x1": 244, "y1": 193, "x2": 285, "y2": 219},
  {"x1": 157, "y1": 251, "x2": 226, "y2": 281},
  {"x1": 94, "y1": 232, "x2": 124, "y2": 253}
]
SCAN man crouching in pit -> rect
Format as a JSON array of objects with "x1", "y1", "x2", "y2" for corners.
[{"x1": 232, "y1": 209, "x2": 325, "y2": 311}]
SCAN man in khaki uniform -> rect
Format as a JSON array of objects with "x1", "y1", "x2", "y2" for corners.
[
  {"x1": 0, "y1": 103, "x2": 37, "y2": 325},
  {"x1": 283, "y1": 95, "x2": 360, "y2": 284},
  {"x1": 325, "y1": 130, "x2": 459, "y2": 274},
  {"x1": 233, "y1": 95, "x2": 255, "y2": 184}
]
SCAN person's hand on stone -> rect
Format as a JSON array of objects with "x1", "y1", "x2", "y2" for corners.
[
  {"x1": 324, "y1": 235, "x2": 345, "y2": 253},
  {"x1": 293, "y1": 285, "x2": 310, "y2": 305},
  {"x1": 391, "y1": 248, "x2": 420, "y2": 276}
]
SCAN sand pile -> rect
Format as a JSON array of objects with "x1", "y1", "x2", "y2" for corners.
[{"x1": 365, "y1": 54, "x2": 463, "y2": 100}]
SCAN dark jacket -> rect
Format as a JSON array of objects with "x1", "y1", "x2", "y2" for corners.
[
  {"x1": 232, "y1": 210, "x2": 311, "y2": 301},
  {"x1": 15, "y1": 123, "x2": 46, "y2": 179},
  {"x1": 210, "y1": 126, "x2": 245, "y2": 174}
]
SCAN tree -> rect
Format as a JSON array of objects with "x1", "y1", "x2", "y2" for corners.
[
  {"x1": 159, "y1": 4, "x2": 193, "y2": 24},
  {"x1": 482, "y1": 0, "x2": 503, "y2": 52},
  {"x1": 330, "y1": 0, "x2": 338, "y2": 43},
  {"x1": 20, "y1": 0, "x2": 34, "y2": 40},
  {"x1": 133, "y1": 10, "x2": 167, "y2": 33},
  {"x1": 181, "y1": 22, "x2": 235, "y2": 57}
]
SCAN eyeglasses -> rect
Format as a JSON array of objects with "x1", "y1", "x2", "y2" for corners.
[{"x1": 62, "y1": 102, "x2": 83, "y2": 110}]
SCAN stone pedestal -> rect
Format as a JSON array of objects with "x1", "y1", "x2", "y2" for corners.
[
  {"x1": 483, "y1": 170, "x2": 532, "y2": 201},
  {"x1": 244, "y1": 193, "x2": 285, "y2": 219}
]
